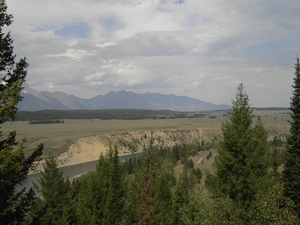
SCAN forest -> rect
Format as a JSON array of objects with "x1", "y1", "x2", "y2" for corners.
[
  {"x1": 20, "y1": 84, "x2": 299, "y2": 225},
  {"x1": 2, "y1": 81, "x2": 300, "y2": 224},
  {"x1": 1, "y1": 1, "x2": 300, "y2": 224}
]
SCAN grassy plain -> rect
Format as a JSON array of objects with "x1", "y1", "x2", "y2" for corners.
[{"x1": 1, "y1": 109, "x2": 290, "y2": 157}]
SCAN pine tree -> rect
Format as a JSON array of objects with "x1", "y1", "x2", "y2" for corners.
[
  {"x1": 172, "y1": 182, "x2": 189, "y2": 225},
  {"x1": 0, "y1": 1, "x2": 43, "y2": 223},
  {"x1": 139, "y1": 134, "x2": 155, "y2": 225},
  {"x1": 75, "y1": 171, "x2": 102, "y2": 225},
  {"x1": 76, "y1": 148, "x2": 126, "y2": 224},
  {"x1": 270, "y1": 136, "x2": 281, "y2": 176},
  {"x1": 104, "y1": 146, "x2": 125, "y2": 224},
  {"x1": 76, "y1": 154, "x2": 110, "y2": 224},
  {"x1": 152, "y1": 159, "x2": 174, "y2": 224},
  {"x1": 283, "y1": 57, "x2": 300, "y2": 217},
  {"x1": 29, "y1": 154, "x2": 72, "y2": 224},
  {"x1": 123, "y1": 158, "x2": 143, "y2": 224},
  {"x1": 207, "y1": 83, "x2": 268, "y2": 209}
]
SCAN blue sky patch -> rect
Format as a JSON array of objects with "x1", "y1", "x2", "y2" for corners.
[
  {"x1": 175, "y1": 0, "x2": 185, "y2": 4},
  {"x1": 245, "y1": 42, "x2": 280, "y2": 54},
  {"x1": 101, "y1": 17, "x2": 125, "y2": 32},
  {"x1": 159, "y1": 0, "x2": 184, "y2": 5},
  {"x1": 55, "y1": 22, "x2": 91, "y2": 39}
]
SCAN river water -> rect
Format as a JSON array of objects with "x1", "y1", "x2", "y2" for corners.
[{"x1": 18, "y1": 152, "x2": 143, "y2": 192}]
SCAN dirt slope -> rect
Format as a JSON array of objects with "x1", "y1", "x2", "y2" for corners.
[
  {"x1": 31, "y1": 128, "x2": 222, "y2": 173},
  {"x1": 31, "y1": 124, "x2": 289, "y2": 173}
]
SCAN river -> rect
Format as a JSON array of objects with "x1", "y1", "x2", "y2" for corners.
[{"x1": 17, "y1": 151, "x2": 143, "y2": 192}]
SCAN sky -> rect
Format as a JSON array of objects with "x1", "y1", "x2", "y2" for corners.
[{"x1": 5, "y1": 0, "x2": 300, "y2": 107}]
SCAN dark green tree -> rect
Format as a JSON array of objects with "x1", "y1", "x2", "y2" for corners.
[
  {"x1": 139, "y1": 134, "x2": 155, "y2": 225},
  {"x1": 103, "y1": 146, "x2": 125, "y2": 224},
  {"x1": 29, "y1": 154, "x2": 72, "y2": 224},
  {"x1": 283, "y1": 57, "x2": 300, "y2": 217},
  {"x1": 207, "y1": 83, "x2": 269, "y2": 210},
  {"x1": 171, "y1": 178, "x2": 189, "y2": 225},
  {"x1": 76, "y1": 154, "x2": 110, "y2": 224},
  {"x1": 172, "y1": 160, "x2": 199, "y2": 225},
  {"x1": 269, "y1": 136, "x2": 282, "y2": 176},
  {"x1": 0, "y1": 1, "x2": 43, "y2": 223},
  {"x1": 152, "y1": 159, "x2": 174, "y2": 224},
  {"x1": 75, "y1": 171, "x2": 102, "y2": 225},
  {"x1": 76, "y1": 147, "x2": 126, "y2": 224},
  {"x1": 123, "y1": 163, "x2": 143, "y2": 224}
]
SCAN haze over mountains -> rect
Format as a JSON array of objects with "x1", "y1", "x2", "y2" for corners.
[{"x1": 17, "y1": 83, "x2": 231, "y2": 112}]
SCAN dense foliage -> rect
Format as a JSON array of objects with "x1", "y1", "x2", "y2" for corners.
[
  {"x1": 283, "y1": 57, "x2": 300, "y2": 217},
  {"x1": 0, "y1": 1, "x2": 43, "y2": 224},
  {"x1": 207, "y1": 84, "x2": 269, "y2": 210},
  {"x1": 28, "y1": 154, "x2": 73, "y2": 224}
]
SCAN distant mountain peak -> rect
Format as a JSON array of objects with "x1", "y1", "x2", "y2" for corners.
[{"x1": 18, "y1": 84, "x2": 231, "y2": 111}]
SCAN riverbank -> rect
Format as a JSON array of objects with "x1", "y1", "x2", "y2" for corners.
[
  {"x1": 30, "y1": 119, "x2": 289, "y2": 174},
  {"x1": 29, "y1": 127, "x2": 223, "y2": 174}
]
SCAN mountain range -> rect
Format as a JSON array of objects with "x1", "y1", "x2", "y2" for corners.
[{"x1": 17, "y1": 83, "x2": 231, "y2": 111}]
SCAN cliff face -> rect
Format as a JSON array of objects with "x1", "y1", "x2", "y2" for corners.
[
  {"x1": 31, "y1": 124, "x2": 289, "y2": 173},
  {"x1": 31, "y1": 128, "x2": 222, "y2": 173}
]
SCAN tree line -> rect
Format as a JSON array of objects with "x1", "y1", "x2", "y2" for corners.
[
  {"x1": 16, "y1": 109, "x2": 198, "y2": 121},
  {"x1": 29, "y1": 119, "x2": 65, "y2": 124},
  {"x1": 1, "y1": 0, "x2": 300, "y2": 224}
]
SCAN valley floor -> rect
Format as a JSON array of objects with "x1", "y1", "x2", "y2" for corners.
[{"x1": 2, "y1": 111, "x2": 290, "y2": 173}]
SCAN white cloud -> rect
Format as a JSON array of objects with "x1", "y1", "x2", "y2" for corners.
[{"x1": 4, "y1": 0, "x2": 299, "y2": 107}]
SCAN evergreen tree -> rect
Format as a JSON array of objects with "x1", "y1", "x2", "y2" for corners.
[
  {"x1": 171, "y1": 181, "x2": 189, "y2": 225},
  {"x1": 152, "y1": 159, "x2": 174, "y2": 224},
  {"x1": 124, "y1": 164, "x2": 143, "y2": 224},
  {"x1": 270, "y1": 136, "x2": 282, "y2": 176},
  {"x1": 76, "y1": 148, "x2": 126, "y2": 224},
  {"x1": 29, "y1": 154, "x2": 72, "y2": 224},
  {"x1": 0, "y1": 1, "x2": 43, "y2": 223},
  {"x1": 75, "y1": 171, "x2": 102, "y2": 225},
  {"x1": 207, "y1": 83, "x2": 268, "y2": 210},
  {"x1": 283, "y1": 57, "x2": 300, "y2": 217},
  {"x1": 76, "y1": 154, "x2": 110, "y2": 224},
  {"x1": 103, "y1": 146, "x2": 125, "y2": 224},
  {"x1": 140, "y1": 134, "x2": 155, "y2": 225}
]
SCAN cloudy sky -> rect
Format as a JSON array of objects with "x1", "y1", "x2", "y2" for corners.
[{"x1": 5, "y1": 0, "x2": 299, "y2": 107}]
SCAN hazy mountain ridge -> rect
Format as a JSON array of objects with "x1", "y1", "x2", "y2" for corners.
[
  {"x1": 41, "y1": 91, "x2": 87, "y2": 109},
  {"x1": 18, "y1": 84, "x2": 231, "y2": 111}
]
